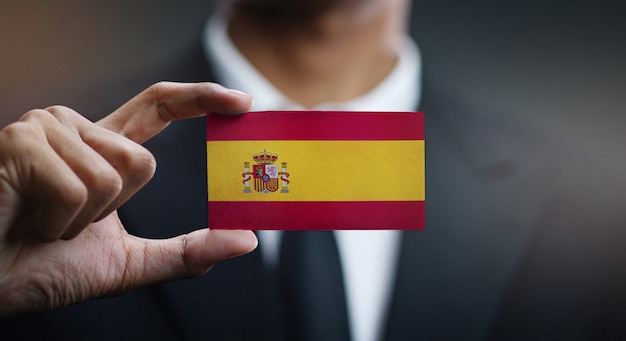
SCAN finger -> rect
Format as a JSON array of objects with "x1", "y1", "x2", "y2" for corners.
[
  {"x1": 121, "y1": 229, "x2": 258, "y2": 289},
  {"x1": 97, "y1": 82, "x2": 253, "y2": 144},
  {"x1": 0, "y1": 119, "x2": 87, "y2": 241},
  {"x1": 19, "y1": 108, "x2": 124, "y2": 239},
  {"x1": 46, "y1": 107, "x2": 156, "y2": 221},
  {"x1": 81, "y1": 126, "x2": 156, "y2": 221}
]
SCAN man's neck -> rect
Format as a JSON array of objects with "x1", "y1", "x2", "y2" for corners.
[{"x1": 228, "y1": 1, "x2": 409, "y2": 108}]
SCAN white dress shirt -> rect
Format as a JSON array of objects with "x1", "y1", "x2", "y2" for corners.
[{"x1": 203, "y1": 12, "x2": 422, "y2": 341}]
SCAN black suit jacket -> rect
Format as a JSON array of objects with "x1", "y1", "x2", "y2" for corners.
[{"x1": 2, "y1": 36, "x2": 626, "y2": 341}]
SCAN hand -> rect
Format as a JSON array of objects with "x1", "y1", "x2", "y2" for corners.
[{"x1": 0, "y1": 82, "x2": 258, "y2": 316}]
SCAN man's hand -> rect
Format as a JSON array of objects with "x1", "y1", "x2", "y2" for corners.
[{"x1": 0, "y1": 82, "x2": 257, "y2": 316}]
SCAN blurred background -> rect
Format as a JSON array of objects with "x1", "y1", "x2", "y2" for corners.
[{"x1": 1, "y1": 0, "x2": 625, "y2": 163}]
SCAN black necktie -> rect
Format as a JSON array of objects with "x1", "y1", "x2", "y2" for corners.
[{"x1": 277, "y1": 231, "x2": 351, "y2": 341}]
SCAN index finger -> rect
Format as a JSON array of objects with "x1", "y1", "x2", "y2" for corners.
[{"x1": 97, "y1": 82, "x2": 253, "y2": 144}]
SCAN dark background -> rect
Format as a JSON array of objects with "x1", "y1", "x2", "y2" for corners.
[{"x1": 1, "y1": 0, "x2": 625, "y2": 164}]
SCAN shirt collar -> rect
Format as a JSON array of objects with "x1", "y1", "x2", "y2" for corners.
[{"x1": 203, "y1": 11, "x2": 422, "y2": 112}]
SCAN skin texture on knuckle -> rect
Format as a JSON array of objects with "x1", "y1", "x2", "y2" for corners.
[
  {"x1": 115, "y1": 143, "x2": 157, "y2": 186},
  {"x1": 0, "y1": 121, "x2": 41, "y2": 153},
  {"x1": 59, "y1": 175, "x2": 90, "y2": 206},
  {"x1": 18, "y1": 106, "x2": 78, "y2": 131},
  {"x1": 84, "y1": 166, "x2": 124, "y2": 202},
  {"x1": 0, "y1": 123, "x2": 51, "y2": 195},
  {"x1": 179, "y1": 234, "x2": 214, "y2": 277},
  {"x1": 18, "y1": 108, "x2": 56, "y2": 123},
  {"x1": 14, "y1": 108, "x2": 80, "y2": 144},
  {"x1": 45, "y1": 105, "x2": 80, "y2": 122},
  {"x1": 150, "y1": 81, "x2": 179, "y2": 123}
]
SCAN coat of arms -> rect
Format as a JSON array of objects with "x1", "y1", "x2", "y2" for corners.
[{"x1": 242, "y1": 149, "x2": 289, "y2": 193}]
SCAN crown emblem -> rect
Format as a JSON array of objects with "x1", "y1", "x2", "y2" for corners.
[
  {"x1": 252, "y1": 149, "x2": 278, "y2": 165},
  {"x1": 242, "y1": 148, "x2": 289, "y2": 194}
]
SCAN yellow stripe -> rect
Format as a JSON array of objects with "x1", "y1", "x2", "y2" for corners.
[{"x1": 207, "y1": 140, "x2": 424, "y2": 201}]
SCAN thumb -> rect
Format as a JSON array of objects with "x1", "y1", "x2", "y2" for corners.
[
  {"x1": 129, "y1": 229, "x2": 258, "y2": 285},
  {"x1": 179, "y1": 229, "x2": 258, "y2": 275}
]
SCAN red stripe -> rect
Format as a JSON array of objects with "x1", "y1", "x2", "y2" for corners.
[
  {"x1": 208, "y1": 201, "x2": 425, "y2": 230},
  {"x1": 206, "y1": 111, "x2": 424, "y2": 141}
]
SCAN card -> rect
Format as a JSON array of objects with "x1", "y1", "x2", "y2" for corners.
[{"x1": 206, "y1": 111, "x2": 424, "y2": 230}]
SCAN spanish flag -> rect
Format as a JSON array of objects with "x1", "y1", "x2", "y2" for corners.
[{"x1": 206, "y1": 111, "x2": 424, "y2": 230}]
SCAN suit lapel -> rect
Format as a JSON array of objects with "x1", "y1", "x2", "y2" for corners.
[{"x1": 383, "y1": 80, "x2": 542, "y2": 339}]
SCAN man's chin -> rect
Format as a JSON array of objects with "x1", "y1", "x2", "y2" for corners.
[{"x1": 233, "y1": 0, "x2": 364, "y2": 24}]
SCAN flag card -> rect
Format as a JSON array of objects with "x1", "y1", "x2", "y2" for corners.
[{"x1": 206, "y1": 111, "x2": 425, "y2": 230}]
